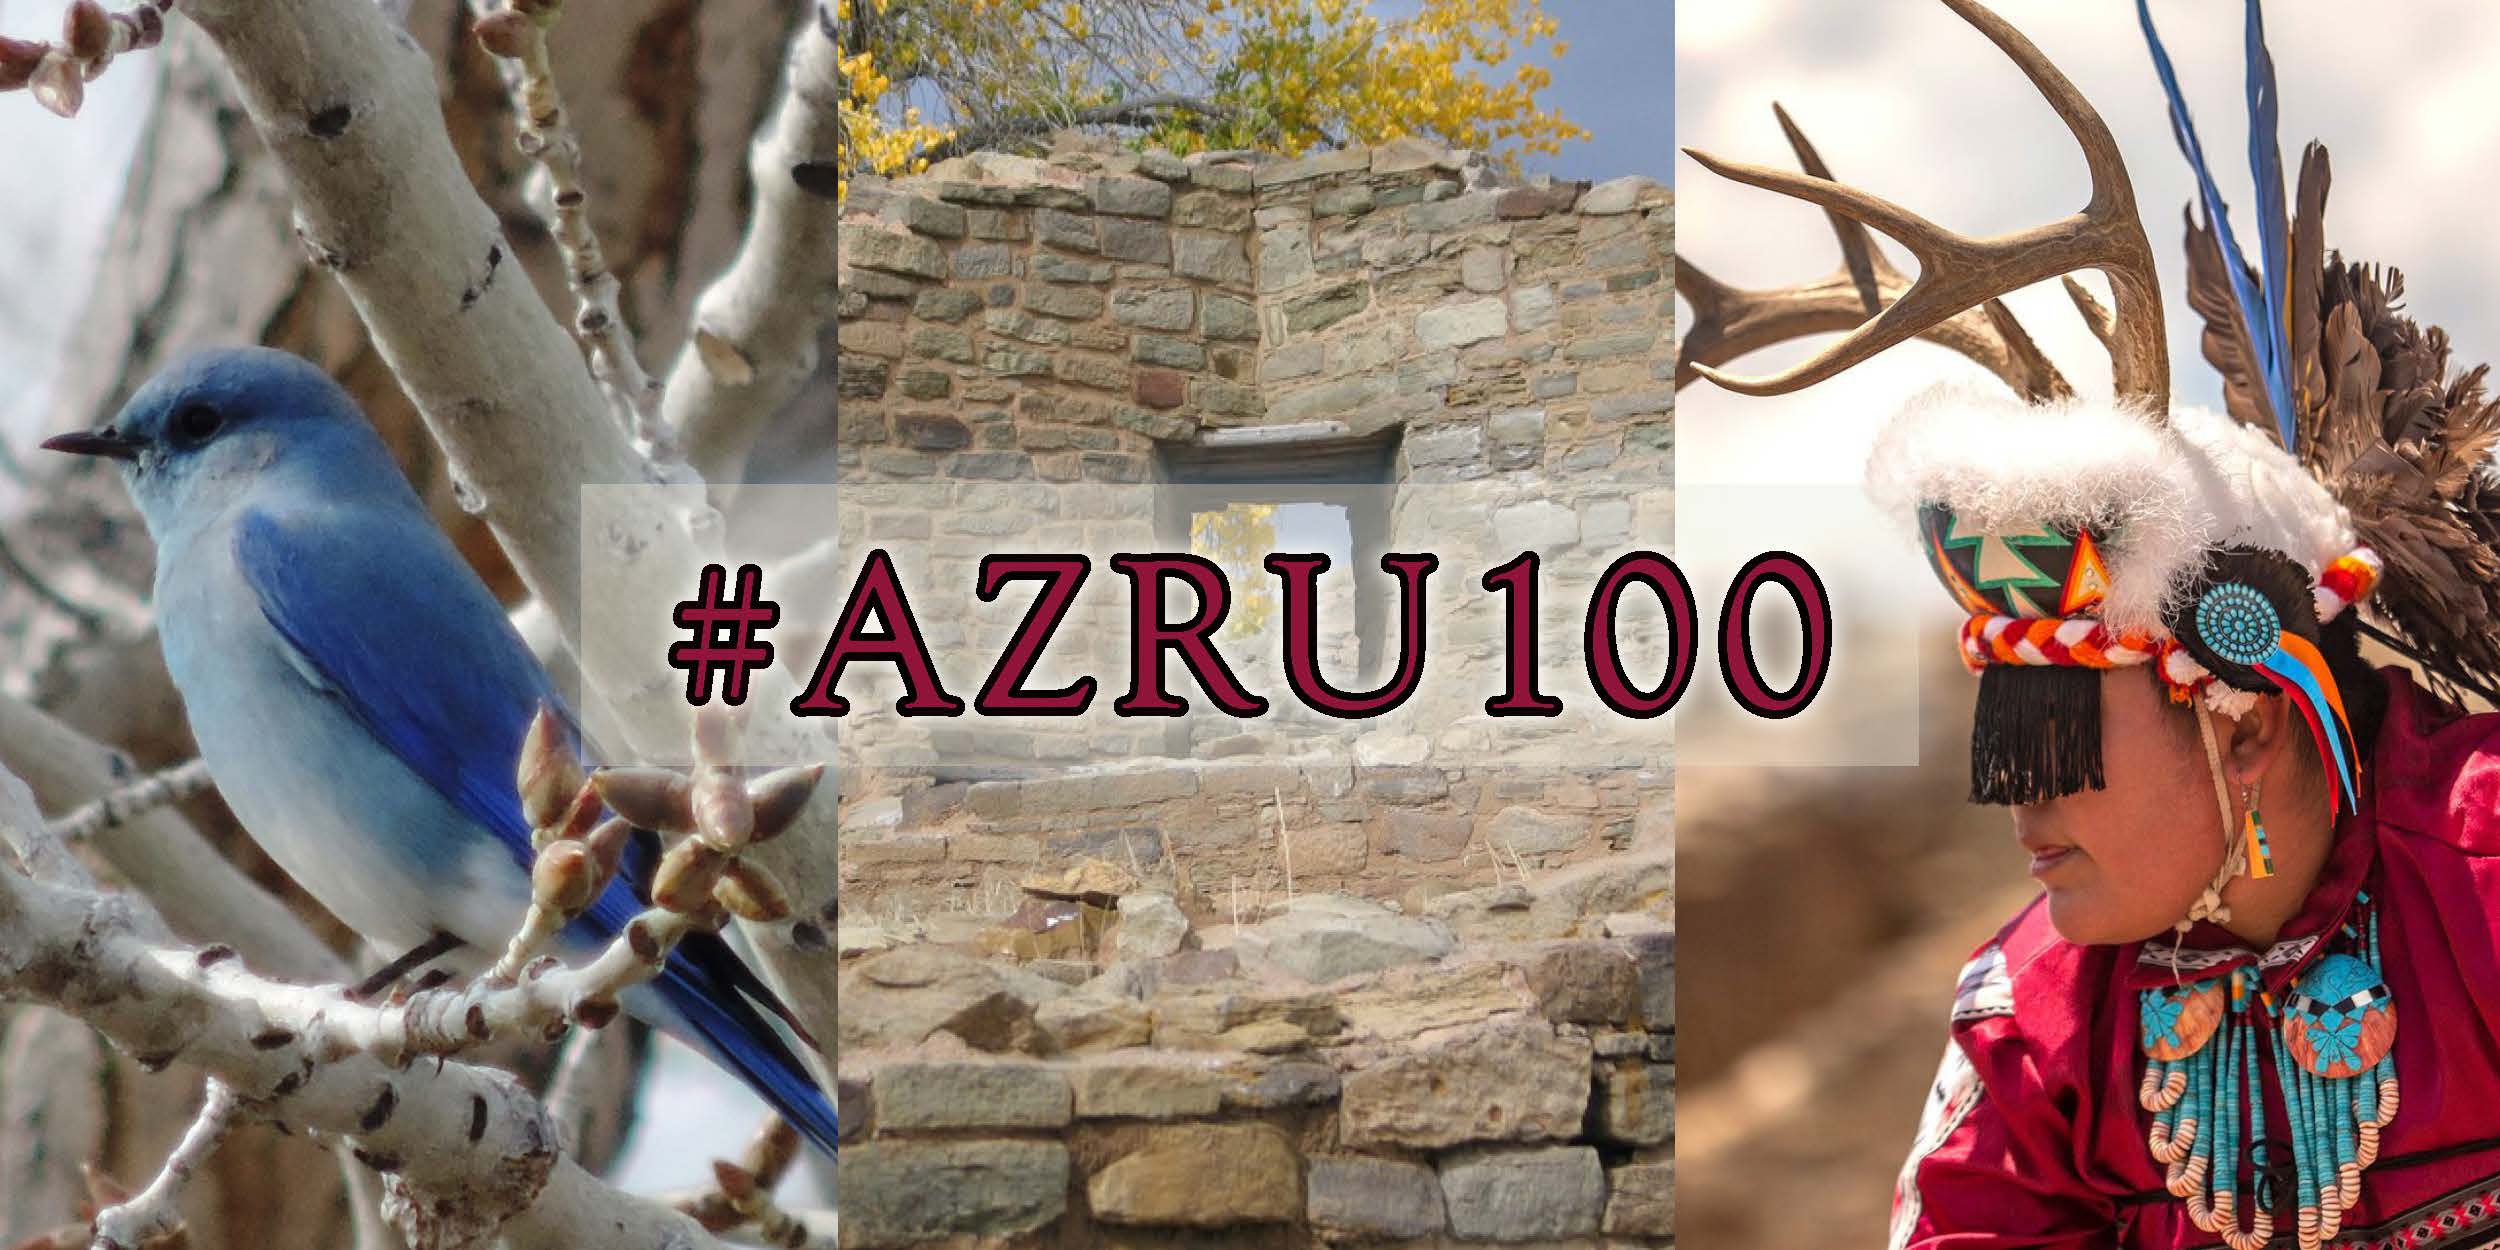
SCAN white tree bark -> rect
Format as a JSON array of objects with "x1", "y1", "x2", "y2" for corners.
[
  {"x1": 0, "y1": 837, "x2": 738, "y2": 1250},
  {"x1": 665, "y1": 9, "x2": 842, "y2": 486}
]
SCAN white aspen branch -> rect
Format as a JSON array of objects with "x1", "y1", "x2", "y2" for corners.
[
  {"x1": 87, "y1": 1077, "x2": 241, "y2": 1250},
  {"x1": 0, "y1": 781, "x2": 734, "y2": 1250},
  {"x1": 467, "y1": 0, "x2": 679, "y2": 464},
  {"x1": 663, "y1": 8, "x2": 841, "y2": 485},
  {"x1": 0, "y1": 691, "x2": 346, "y2": 984}
]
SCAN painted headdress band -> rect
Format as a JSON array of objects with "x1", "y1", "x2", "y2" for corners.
[{"x1": 1949, "y1": 545, "x2": 2378, "y2": 816}]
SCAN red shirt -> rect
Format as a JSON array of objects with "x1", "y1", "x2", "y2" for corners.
[{"x1": 1892, "y1": 671, "x2": 2500, "y2": 1249}]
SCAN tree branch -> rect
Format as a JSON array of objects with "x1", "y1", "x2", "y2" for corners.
[
  {"x1": 663, "y1": 10, "x2": 841, "y2": 485},
  {"x1": 47, "y1": 758, "x2": 214, "y2": 843},
  {"x1": 468, "y1": 0, "x2": 679, "y2": 464},
  {"x1": 0, "y1": 774, "x2": 735, "y2": 1250},
  {"x1": 87, "y1": 1077, "x2": 240, "y2": 1250}
]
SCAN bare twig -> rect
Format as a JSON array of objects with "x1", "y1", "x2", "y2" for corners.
[
  {"x1": 673, "y1": 1116, "x2": 821, "y2": 1246},
  {"x1": 0, "y1": 0, "x2": 167, "y2": 118},
  {"x1": 467, "y1": 0, "x2": 677, "y2": 464},
  {"x1": 0, "y1": 529, "x2": 134, "y2": 638},
  {"x1": 87, "y1": 1078, "x2": 240, "y2": 1250},
  {"x1": 47, "y1": 759, "x2": 214, "y2": 844}
]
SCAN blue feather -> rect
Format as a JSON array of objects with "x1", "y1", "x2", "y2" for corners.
[
  {"x1": 234, "y1": 505, "x2": 840, "y2": 1154},
  {"x1": 2242, "y1": 0, "x2": 2296, "y2": 449},
  {"x1": 2136, "y1": 0, "x2": 2296, "y2": 449}
]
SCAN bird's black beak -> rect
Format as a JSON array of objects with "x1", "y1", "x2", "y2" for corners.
[{"x1": 39, "y1": 428, "x2": 142, "y2": 462}]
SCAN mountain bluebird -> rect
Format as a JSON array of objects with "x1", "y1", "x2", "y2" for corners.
[{"x1": 43, "y1": 346, "x2": 838, "y2": 1154}]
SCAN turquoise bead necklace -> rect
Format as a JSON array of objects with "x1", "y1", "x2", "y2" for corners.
[{"x1": 2139, "y1": 892, "x2": 2399, "y2": 1250}]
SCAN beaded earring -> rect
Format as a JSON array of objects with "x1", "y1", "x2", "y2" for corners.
[{"x1": 2241, "y1": 783, "x2": 2274, "y2": 880}]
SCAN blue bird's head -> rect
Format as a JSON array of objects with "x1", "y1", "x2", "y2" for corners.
[{"x1": 42, "y1": 347, "x2": 409, "y2": 537}]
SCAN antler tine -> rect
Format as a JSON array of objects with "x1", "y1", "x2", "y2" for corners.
[
  {"x1": 1774, "y1": 101, "x2": 1883, "y2": 311},
  {"x1": 1676, "y1": 102, "x2": 2073, "y2": 402},
  {"x1": 2063, "y1": 275, "x2": 2116, "y2": 351},
  {"x1": 1682, "y1": 0, "x2": 2168, "y2": 410}
]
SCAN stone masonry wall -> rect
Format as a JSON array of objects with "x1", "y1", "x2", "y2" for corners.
[
  {"x1": 842, "y1": 755, "x2": 1669, "y2": 928},
  {"x1": 836, "y1": 859, "x2": 1673, "y2": 1249},
  {"x1": 832, "y1": 135, "x2": 1673, "y2": 765},
  {"x1": 832, "y1": 135, "x2": 1673, "y2": 913}
]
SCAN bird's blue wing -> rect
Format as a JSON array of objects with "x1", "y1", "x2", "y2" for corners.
[{"x1": 233, "y1": 503, "x2": 558, "y2": 866}]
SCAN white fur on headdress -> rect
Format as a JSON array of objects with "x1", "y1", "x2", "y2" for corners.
[{"x1": 1865, "y1": 384, "x2": 2357, "y2": 636}]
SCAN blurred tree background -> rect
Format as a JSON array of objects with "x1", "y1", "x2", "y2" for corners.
[{"x1": 831, "y1": 0, "x2": 1588, "y2": 199}]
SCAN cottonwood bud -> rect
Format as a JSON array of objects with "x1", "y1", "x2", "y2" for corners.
[
  {"x1": 582, "y1": 816, "x2": 633, "y2": 891},
  {"x1": 64, "y1": 0, "x2": 110, "y2": 60},
  {"x1": 31, "y1": 56, "x2": 82, "y2": 117},
  {"x1": 711, "y1": 1160, "x2": 759, "y2": 1205},
  {"x1": 694, "y1": 767, "x2": 753, "y2": 851},
  {"x1": 747, "y1": 764, "x2": 823, "y2": 843},
  {"x1": 653, "y1": 838, "x2": 726, "y2": 913},
  {"x1": 714, "y1": 860, "x2": 791, "y2": 923},
  {"x1": 0, "y1": 36, "x2": 45, "y2": 92},
  {"x1": 532, "y1": 781, "x2": 603, "y2": 852},
  {"x1": 517, "y1": 706, "x2": 583, "y2": 829},
  {"x1": 593, "y1": 768, "x2": 696, "y2": 834},
  {"x1": 532, "y1": 840, "x2": 599, "y2": 914},
  {"x1": 474, "y1": 9, "x2": 534, "y2": 59}
]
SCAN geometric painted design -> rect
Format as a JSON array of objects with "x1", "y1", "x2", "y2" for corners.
[
  {"x1": 2061, "y1": 528, "x2": 2111, "y2": 615},
  {"x1": 1917, "y1": 504, "x2": 2115, "y2": 621},
  {"x1": 2282, "y1": 952, "x2": 2398, "y2": 1079},
  {"x1": 2140, "y1": 978, "x2": 2227, "y2": 1061}
]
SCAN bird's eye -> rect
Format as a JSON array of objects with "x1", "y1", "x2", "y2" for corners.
[{"x1": 170, "y1": 403, "x2": 223, "y2": 446}]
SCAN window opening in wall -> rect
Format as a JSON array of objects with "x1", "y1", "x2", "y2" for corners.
[{"x1": 1153, "y1": 427, "x2": 1400, "y2": 754}]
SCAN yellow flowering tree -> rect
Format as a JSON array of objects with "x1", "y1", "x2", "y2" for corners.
[{"x1": 832, "y1": 0, "x2": 1583, "y2": 198}]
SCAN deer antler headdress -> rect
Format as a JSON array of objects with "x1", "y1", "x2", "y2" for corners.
[
  {"x1": 1680, "y1": 0, "x2": 2500, "y2": 810},
  {"x1": 1684, "y1": 5, "x2": 2500, "y2": 1246}
]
